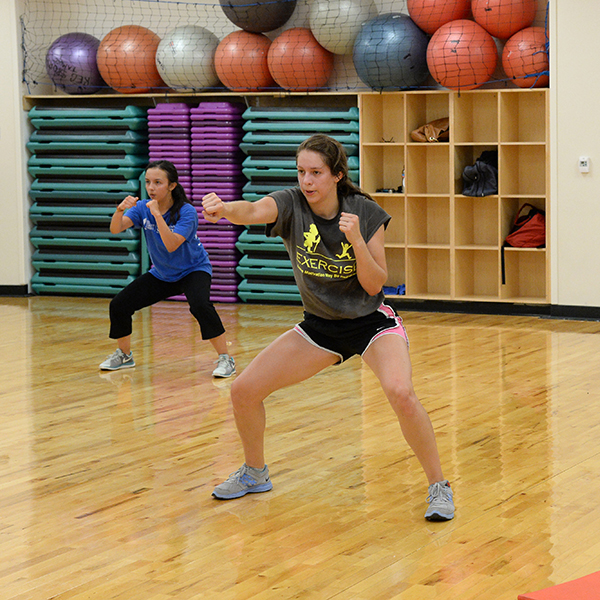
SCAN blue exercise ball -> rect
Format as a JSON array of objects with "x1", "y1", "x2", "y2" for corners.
[{"x1": 353, "y1": 13, "x2": 430, "y2": 89}]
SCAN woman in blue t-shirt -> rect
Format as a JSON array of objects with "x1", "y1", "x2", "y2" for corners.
[{"x1": 99, "y1": 160, "x2": 235, "y2": 378}]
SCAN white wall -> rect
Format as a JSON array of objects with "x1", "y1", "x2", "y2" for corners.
[
  {"x1": 1, "y1": 0, "x2": 29, "y2": 290},
  {"x1": 550, "y1": 1, "x2": 600, "y2": 307}
]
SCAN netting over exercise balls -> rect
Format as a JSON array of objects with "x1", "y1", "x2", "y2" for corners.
[
  {"x1": 219, "y1": 0, "x2": 297, "y2": 33},
  {"x1": 45, "y1": 32, "x2": 105, "y2": 94},
  {"x1": 309, "y1": 0, "x2": 378, "y2": 55},
  {"x1": 502, "y1": 26, "x2": 548, "y2": 88},
  {"x1": 215, "y1": 30, "x2": 275, "y2": 91},
  {"x1": 406, "y1": 0, "x2": 471, "y2": 36},
  {"x1": 267, "y1": 27, "x2": 334, "y2": 91},
  {"x1": 427, "y1": 19, "x2": 497, "y2": 90},
  {"x1": 156, "y1": 25, "x2": 220, "y2": 90},
  {"x1": 97, "y1": 25, "x2": 165, "y2": 93},
  {"x1": 472, "y1": 0, "x2": 537, "y2": 40},
  {"x1": 353, "y1": 13, "x2": 430, "y2": 90}
]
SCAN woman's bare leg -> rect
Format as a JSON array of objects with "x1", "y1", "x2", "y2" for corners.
[
  {"x1": 230, "y1": 329, "x2": 338, "y2": 468},
  {"x1": 362, "y1": 334, "x2": 445, "y2": 485}
]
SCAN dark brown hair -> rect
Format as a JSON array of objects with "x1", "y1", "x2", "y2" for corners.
[{"x1": 296, "y1": 134, "x2": 373, "y2": 201}]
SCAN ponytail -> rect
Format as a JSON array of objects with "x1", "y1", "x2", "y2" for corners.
[{"x1": 169, "y1": 182, "x2": 189, "y2": 225}]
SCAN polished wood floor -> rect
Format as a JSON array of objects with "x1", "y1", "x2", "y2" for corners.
[{"x1": 2, "y1": 296, "x2": 600, "y2": 599}]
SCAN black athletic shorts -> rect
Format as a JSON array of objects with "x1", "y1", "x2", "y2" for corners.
[{"x1": 294, "y1": 303, "x2": 408, "y2": 364}]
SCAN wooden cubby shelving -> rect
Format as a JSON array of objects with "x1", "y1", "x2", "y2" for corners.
[{"x1": 359, "y1": 88, "x2": 549, "y2": 304}]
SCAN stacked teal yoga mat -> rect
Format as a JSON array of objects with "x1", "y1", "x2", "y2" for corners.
[
  {"x1": 237, "y1": 106, "x2": 360, "y2": 304},
  {"x1": 27, "y1": 106, "x2": 148, "y2": 296}
]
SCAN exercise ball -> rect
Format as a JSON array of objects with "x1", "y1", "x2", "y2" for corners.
[
  {"x1": 427, "y1": 19, "x2": 497, "y2": 90},
  {"x1": 472, "y1": 0, "x2": 537, "y2": 40},
  {"x1": 406, "y1": 0, "x2": 471, "y2": 35},
  {"x1": 267, "y1": 27, "x2": 334, "y2": 91},
  {"x1": 215, "y1": 31, "x2": 275, "y2": 91},
  {"x1": 219, "y1": 0, "x2": 297, "y2": 33},
  {"x1": 353, "y1": 13, "x2": 429, "y2": 89},
  {"x1": 502, "y1": 26, "x2": 548, "y2": 88},
  {"x1": 97, "y1": 25, "x2": 165, "y2": 93},
  {"x1": 156, "y1": 25, "x2": 220, "y2": 90},
  {"x1": 45, "y1": 32, "x2": 105, "y2": 94},
  {"x1": 309, "y1": 0, "x2": 378, "y2": 55}
]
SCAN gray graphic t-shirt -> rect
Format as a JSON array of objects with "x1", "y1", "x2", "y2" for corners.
[{"x1": 266, "y1": 187, "x2": 391, "y2": 320}]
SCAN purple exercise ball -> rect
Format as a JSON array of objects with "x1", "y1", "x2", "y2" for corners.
[{"x1": 46, "y1": 32, "x2": 105, "y2": 94}]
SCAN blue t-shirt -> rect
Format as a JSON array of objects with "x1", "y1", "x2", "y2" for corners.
[{"x1": 125, "y1": 200, "x2": 212, "y2": 282}]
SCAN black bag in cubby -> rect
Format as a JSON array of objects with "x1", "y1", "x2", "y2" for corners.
[{"x1": 462, "y1": 150, "x2": 498, "y2": 197}]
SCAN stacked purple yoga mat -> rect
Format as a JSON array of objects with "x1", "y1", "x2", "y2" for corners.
[
  {"x1": 147, "y1": 103, "x2": 191, "y2": 304},
  {"x1": 191, "y1": 101, "x2": 247, "y2": 303},
  {"x1": 145, "y1": 101, "x2": 246, "y2": 304},
  {"x1": 147, "y1": 103, "x2": 192, "y2": 197}
]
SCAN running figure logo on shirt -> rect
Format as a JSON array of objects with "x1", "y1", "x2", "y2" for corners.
[
  {"x1": 297, "y1": 224, "x2": 356, "y2": 280},
  {"x1": 337, "y1": 242, "x2": 352, "y2": 260}
]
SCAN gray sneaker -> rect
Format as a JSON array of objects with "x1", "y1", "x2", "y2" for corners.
[
  {"x1": 212, "y1": 464, "x2": 273, "y2": 500},
  {"x1": 212, "y1": 354, "x2": 236, "y2": 378},
  {"x1": 99, "y1": 349, "x2": 135, "y2": 371},
  {"x1": 425, "y1": 480, "x2": 454, "y2": 521}
]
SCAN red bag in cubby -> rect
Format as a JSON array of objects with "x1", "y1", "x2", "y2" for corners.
[{"x1": 505, "y1": 203, "x2": 546, "y2": 248}]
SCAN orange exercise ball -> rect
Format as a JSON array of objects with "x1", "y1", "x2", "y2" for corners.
[
  {"x1": 502, "y1": 26, "x2": 549, "y2": 88},
  {"x1": 97, "y1": 25, "x2": 165, "y2": 93},
  {"x1": 215, "y1": 30, "x2": 275, "y2": 92},
  {"x1": 427, "y1": 19, "x2": 497, "y2": 91},
  {"x1": 472, "y1": 0, "x2": 537, "y2": 40},
  {"x1": 407, "y1": 0, "x2": 471, "y2": 35},
  {"x1": 267, "y1": 27, "x2": 334, "y2": 91}
]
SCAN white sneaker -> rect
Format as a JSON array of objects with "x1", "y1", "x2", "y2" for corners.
[
  {"x1": 212, "y1": 354, "x2": 236, "y2": 378},
  {"x1": 425, "y1": 480, "x2": 455, "y2": 521},
  {"x1": 99, "y1": 349, "x2": 135, "y2": 371},
  {"x1": 212, "y1": 464, "x2": 272, "y2": 500}
]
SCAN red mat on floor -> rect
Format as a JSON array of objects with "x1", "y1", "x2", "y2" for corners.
[{"x1": 518, "y1": 572, "x2": 600, "y2": 600}]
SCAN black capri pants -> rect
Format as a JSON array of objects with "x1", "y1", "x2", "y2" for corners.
[{"x1": 109, "y1": 271, "x2": 225, "y2": 341}]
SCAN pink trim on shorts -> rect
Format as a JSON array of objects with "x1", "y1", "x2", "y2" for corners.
[{"x1": 361, "y1": 303, "x2": 409, "y2": 357}]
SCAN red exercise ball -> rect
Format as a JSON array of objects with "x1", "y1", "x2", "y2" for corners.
[
  {"x1": 472, "y1": 0, "x2": 537, "y2": 40},
  {"x1": 502, "y1": 26, "x2": 549, "y2": 88},
  {"x1": 427, "y1": 19, "x2": 497, "y2": 90},
  {"x1": 407, "y1": 0, "x2": 471, "y2": 36},
  {"x1": 267, "y1": 27, "x2": 334, "y2": 91},
  {"x1": 215, "y1": 30, "x2": 275, "y2": 92},
  {"x1": 97, "y1": 25, "x2": 165, "y2": 93}
]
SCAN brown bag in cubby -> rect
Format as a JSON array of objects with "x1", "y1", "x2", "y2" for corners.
[{"x1": 410, "y1": 117, "x2": 450, "y2": 142}]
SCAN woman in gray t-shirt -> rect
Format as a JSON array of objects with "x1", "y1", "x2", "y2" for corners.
[{"x1": 201, "y1": 134, "x2": 454, "y2": 521}]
